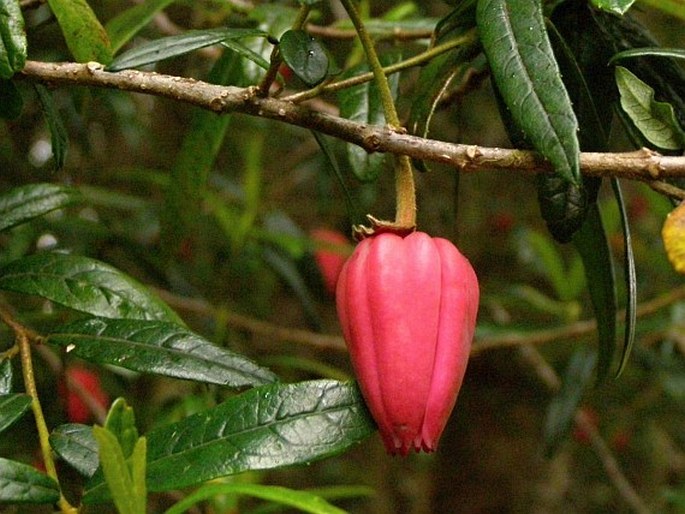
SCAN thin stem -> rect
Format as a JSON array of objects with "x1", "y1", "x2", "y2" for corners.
[
  {"x1": 0, "y1": 307, "x2": 76, "y2": 513},
  {"x1": 338, "y1": 0, "x2": 416, "y2": 231},
  {"x1": 284, "y1": 32, "x2": 475, "y2": 102}
]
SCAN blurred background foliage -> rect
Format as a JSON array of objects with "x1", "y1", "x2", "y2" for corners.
[{"x1": 1, "y1": 0, "x2": 685, "y2": 512}]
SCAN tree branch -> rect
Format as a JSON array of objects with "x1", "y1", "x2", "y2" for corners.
[{"x1": 20, "y1": 60, "x2": 685, "y2": 195}]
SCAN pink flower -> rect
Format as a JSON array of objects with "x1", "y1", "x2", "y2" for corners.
[{"x1": 336, "y1": 231, "x2": 479, "y2": 455}]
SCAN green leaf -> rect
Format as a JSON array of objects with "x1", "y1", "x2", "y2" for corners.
[
  {"x1": 46, "y1": 317, "x2": 277, "y2": 387},
  {"x1": 104, "y1": 398, "x2": 138, "y2": 458},
  {"x1": 49, "y1": 423, "x2": 99, "y2": 477},
  {"x1": 476, "y1": 0, "x2": 580, "y2": 185},
  {"x1": 572, "y1": 203, "x2": 617, "y2": 382},
  {"x1": 165, "y1": 483, "x2": 347, "y2": 514},
  {"x1": 611, "y1": 47, "x2": 685, "y2": 63},
  {"x1": 590, "y1": 0, "x2": 636, "y2": 15},
  {"x1": 615, "y1": 66, "x2": 685, "y2": 150},
  {"x1": 35, "y1": 84, "x2": 68, "y2": 170},
  {"x1": 107, "y1": 28, "x2": 267, "y2": 71},
  {"x1": 611, "y1": 179, "x2": 636, "y2": 377},
  {"x1": 338, "y1": 52, "x2": 401, "y2": 182},
  {"x1": 129, "y1": 437, "x2": 147, "y2": 514},
  {"x1": 543, "y1": 346, "x2": 597, "y2": 455},
  {"x1": 0, "y1": 79, "x2": 22, "y2": 119},
  {"x1": 0, "y1": 358, "x2": 12, "y2": 394},
  {"x1": 93, "y1": 426, "x2": 145, "y2": 514},
  {"x1": 0, "y1": 183, "x2": 83, "y2": 232},
  {"x1": 46, "y1": 0, "x2": 113, "y2": 63},
  {"x1": 279, "y1": 30, "x2": 329, "y2": 87},
  {"x1": 0, "y1": 394, "x2": 31, "y2": 434},
  {"x1": 84, "y1": 380, "x2": 375, "y2": 501},
  {"x1": 0, "y1": 0, "x2": 26, "y2": 79},
  {"x1": 0, "y1": 253, "x2": 183, "y2": 324},
  {"x1": 0, "y1": 457, "x2": 60, "y2": 503},
  {"x1": 161, "y1": 49, "x2": 245, "y2": 250},
  {"x1": 105, "y1": 0, "x2": 178, "y2": 54}
]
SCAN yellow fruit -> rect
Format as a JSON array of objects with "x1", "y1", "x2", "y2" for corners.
[{"x1": 662, "y1": 202, "x2": 685, "y2": 275}]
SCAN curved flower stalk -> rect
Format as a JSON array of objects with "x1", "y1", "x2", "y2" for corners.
[{"x1": 336, "y1": 231, "x2": 479, "y2": 455}]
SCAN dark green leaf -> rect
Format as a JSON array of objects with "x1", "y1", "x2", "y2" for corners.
[
  {"x1": 535, "y1": 174, "x2": 589, "y2": 244},
  {"x1": 0, "y1": 183, "x2": 83, "y2": 232},
  {"x1": 161, "y1": 49, "x2": 244, "y2": 249},
  {"x1": 0, "y1": 457, "x2": 60, "y2": 503},
  {"x1": 338, "y1": 52, "x2": 401, "y2": 182},
  {"x1": 0, "y1": 0, "x2": 26, "y2": 78},
  {"x1": 279, "y1": 30, "x2": 329, "y2": 87},
  {"x1": 0, "y1": 79, "x2": 22, "y2": 119},
  {"x1": 615, "y1": 66, "x2": 685, "y2": 150},
  {"x1": 105, "y1": 0, "x2": 177, "y2": 54},
  {"x1": 434, "y1": 0, "x2": 476, "y2": 40},
  {"x1": 476, "y1": 0, "x2": 580, "y2": 185},
  {"x1": 0, "y1": 253, "x2": 183, "y2": 324},
  {"x1": 46, "y1": 0, "x2": 113, "y2": 63},
  {"x1": 220, "y1": 39, "x2": 270, "y2": 71},
  {"x1": 35, "y1": 85, "x2": 68, "y2": 170},
  {"x1": 165, "y1": 483, "x2": 347, "y2": 514},
  {"x1": 104, "y1": 398, "x2": 138, "y2": 459},
  {"x1": 49, "y1": 423, "x2": 99, "y2": 477},
  {"x1": 572, "y1": 204, "x2": 617, "y2": 382},
  {"x1": 83, "y1": 380, "x2": 375, "y2": 501},
  {"x1": 543, "y1": 346, "x2": 597, "y2": 455},
  {"x1": 0, "y1": 394, "x2": 31, "y2": 434},
  {"x1": 311, "y1": 131, "x2": 361, "y2": 225},
  {"x1": 107, "y1": 28, "x2": 266, "y2": 71},
  {"x1": 0, "y1": 358, "x2": 12, "y2": 394},
  {"x1": 590, "y1": 0, "x2": 636, "y2": 15},
  {"x1": 47, "y1": 317, "x2": 276, "y2": 387},
  {"x1": 611, "y1": 179, "x2": 636, "y2": 377},
  {"x1": 262, "y1": 246, "x2": 322, "y2": 331},
  {"x1": 592, "y1": 9, "x2": 685, "y2": 128}
]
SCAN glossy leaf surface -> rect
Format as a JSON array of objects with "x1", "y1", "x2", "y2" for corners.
[
  {"x1": 47, "y1": 317, "x2": 277, "y2": 387},
  {"x1": 477, "y1": 0, "x2": 580, "y2": 185},
  {"x1": 107, "y1": 28, "x2": 266, "y2": 71},
  {"x1": 83, "y1": 380, "x2": 374, "y2": 501},
  {"x1": 0, "y1": 183, "x2": 82, "y2": 232},
  {"x1": 0, "y1": 0, "x2": 26, "y2": 79},
  {"x1": 0, "y1": 253, "x2": 182, "y2": 323},
  {"x1": 279, "y1": 30, "x2": 329, "y2": 86},
  {"x1": 0, "y1": 394, "x2": 31, "y2": 434},
  {"x1": 49, "y1": 423, "x2": 99, "y2": 477},
  {"x1": 0, "y1": 458, "x2": 60, "y2": 503}
]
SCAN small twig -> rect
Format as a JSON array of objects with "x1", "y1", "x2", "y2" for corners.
[
  {"x1": 0, "y1": 305, "x2": 76, "y2": 514},
  {"x1": 519, "y1": 345, "x2": 652, "y2": 514}
]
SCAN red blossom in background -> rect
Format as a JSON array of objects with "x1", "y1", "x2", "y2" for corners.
[
  {"x1": 336, "y1": 231, "x2": 479, "y2": 455},
  {"x1": 59, "y1": 366, "x2": 110, "y2": 424}
]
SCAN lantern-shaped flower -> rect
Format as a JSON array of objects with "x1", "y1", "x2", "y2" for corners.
[{"x1": 336, "y1": 231, "x2": 479, "y2": 455}]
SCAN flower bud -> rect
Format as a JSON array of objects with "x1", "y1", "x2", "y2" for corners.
[{"x1": 336, "y1": 231, "x2": 479, "y2": 455}]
